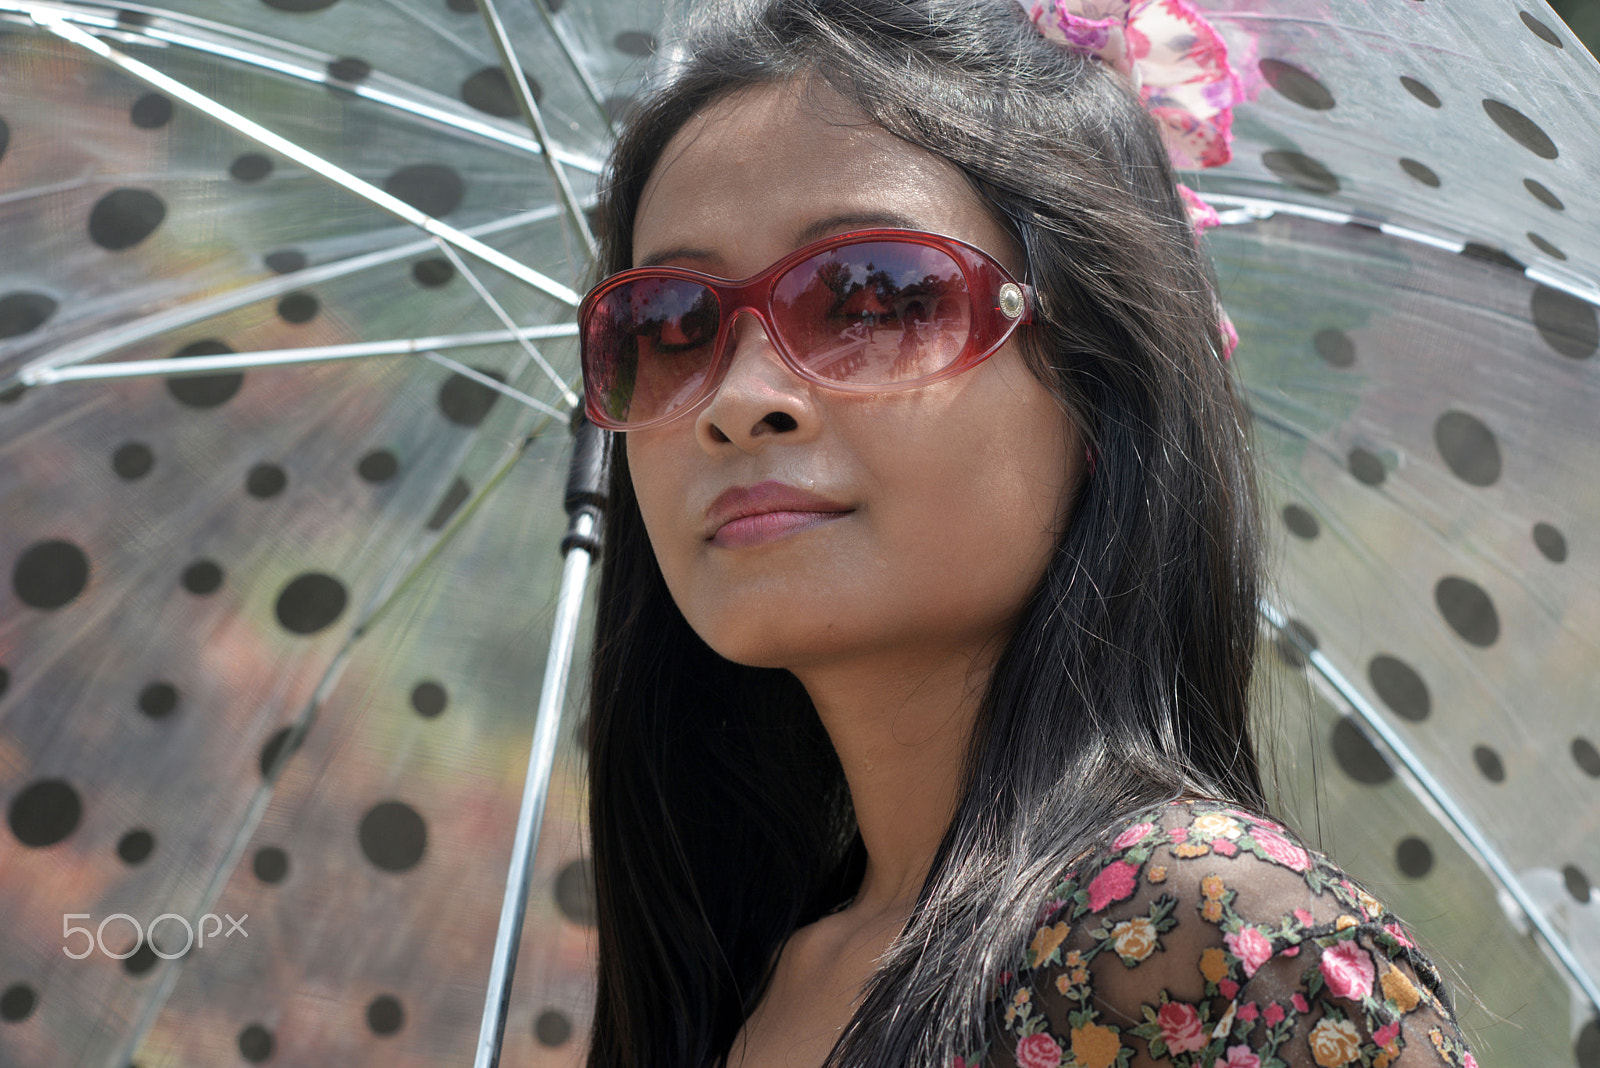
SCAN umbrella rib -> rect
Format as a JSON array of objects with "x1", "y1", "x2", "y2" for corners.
[
  {"x1": 0, "y1": 2, "x2": 605, "y2": 173},
  {"x1": 527, "y1": 0, "x2": 619, "y2": 132},
  {"x1": 25, "y1": 326, "x2": 578, "y2": 385},
  {"x1": 28, "y1": 9, "x2": 583, "y2": 307},
  {"x1": 432, "y1": 239, "x2": 581, "y2": 408},
  {"x1": 7, "y1": 206, "x2": 563, "y2": 387},
  {"x1": 471, "y1": 0, "x2": 599, "y2": 260},
  {"x1": 422, "y1": 350, "x2": 568, "y2": 418},
  {"x1": 1260, "y1": 600, "x2": 1600, "y2": 1014}
]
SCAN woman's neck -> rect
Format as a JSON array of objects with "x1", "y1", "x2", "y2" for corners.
[{"x1": 791, "y1": 641, "x2": 997, "y2": 918}]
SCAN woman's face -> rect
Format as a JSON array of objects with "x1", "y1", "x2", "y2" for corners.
[{"x1": 625, "y1": 81, "x2": 1082, "y2": 671}]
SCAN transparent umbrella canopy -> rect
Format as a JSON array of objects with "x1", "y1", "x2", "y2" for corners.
[{"x1": 0, "y1": 2, "x2": 1597, "y2": 1068}]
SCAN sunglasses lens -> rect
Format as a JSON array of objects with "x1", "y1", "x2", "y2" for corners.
[
  {"x1": 583, "y1": 277, "x2": 721, "y2": 426},
  {"x1": 772, "y1": 240, "x2": 972, "y2": 385}
]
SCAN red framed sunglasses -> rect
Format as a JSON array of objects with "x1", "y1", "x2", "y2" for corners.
[{"x1": 578, "y1": 228, "x2": 1034, "y2": 431}]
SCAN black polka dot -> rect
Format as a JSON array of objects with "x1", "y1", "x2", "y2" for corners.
[
  {"x1": 1399, "y1": 158, "x2": 1439, "y2": 187},
  {"x1": 1530, "y1": 284, "x2": 1598, "y2": 360},
  {"x1": 274, "y1": 572, "x2": 348, "y2": 635},
  {"x1": 0, "y1": 385, "x2": 24, "y2": 404},
  {"x1": 1262, "y1": 150, "x2": 1339, "y2": 194},
  {"x1": 0, "y1": 666, "x2": 8, "y2": 700},
  {"x1": 1282, "y1": 504, "x2": 1319, "y2": 540},
  {"x1": 412, "y1": 257, "x2": 455, "y2": 287},
  {"x1": 253, "y1": 846, "x2": 289, "y2": 884},
  {"x1": 117, "y1": 10, "x2": 154, "y2": 28},
  {"x1": 238, "y1": 1024, "x2": 274, "y2": 1063},
  {"x1": 1482, "y1": 99, "x2": 1557, "y2": 159},
  {"x1": 1472, "y1": 744, "x2": 1505, "y2": 783},
  {"x1": 1435, "y1": 576, "x2": 1498, "y2": 647},
  {"x1": 129, "y1": 92, "x2": 172, "y2": 129},
  {"x1": 1527, "y1": 232, "x2": 1566, "y2": 260},
  {"x1": 446, "y1": 0, "x2": 475, "y2": 10},
  {"x1": 0, "y1": 983, "x2": 36, "y2": 1022},
  {"x1": 359, "y1": 801, "x2": 427, "y2": 872},
  {"x1": 555, "y1": 858, "x2": 596, "y2": 925},
  {"x1": 1367, "y1": 655, "x2": 1429, "y2": 723},
  {"x1": 545, "y1": 0, "x2": 566, "y2": 12},
  {"x1": 181, "y1": 560, "x2": 224, "y2": 595},
  {"x1": 230, "y1": 153, "x2": 273, "y2": 182},
  {"x1": 534, "y1": 1009, "x2": 572, "y2": 1047},
  {"x1": 1520, "y1": 10, "x2": 1564, "y2": 47},
  {"x1": 613, "y1": 30, "x2": 656, "y2": 56},
  {"x1": 425, "y1": 477, "x2": 472, "y2": 531},
  {"x1": 1399, "y1": 76, "x2": 1441, "y2": 108},
  {"x1": 366, "y1": 994, "x2": 404, "y2": 1035},
  {"x1": 259, "y1": 725, "x2": 300, "y2": 778},
  {"x1": 438, "y1": 368, "x2": 503, "y2": 427},
  {"x1": 261, "y1": 0, "x2": 341, "y2": 9},
  {"x1": 460, "y1": 67, "x2": 543, "y2": 118},
  {"x1": 411, "y1": 681, "x2": 447, "y2": 718},
  {"x1": 13, "y1": 539, "x2": 90, "y2": 609},
  {"x1": 276, "y1": 292, "x2": 318, "y2": 324},
  {"x1": 1533, "y1": 522, "x2": 1567, "y2": 562},
  {"x1": 0, "y1": 115, "x2": 8, "y2": 164},
  {"x1": 1347, "y1": 448, "x2": 1385, "y2": 486},
  {"x1": 117, "y1": 829, "x2": 155, "y2": 864},
  {"x1": 247, "y1": 463, "x2": 288, "y2": 498},
  {"x1": 1433, "y1": 411, "x2": 1500, "y2": 486},
  {"x1": 123, "y1": 939, "x2": 158, "y2": 976},
  {"x1": 1395, "y1": 836, "x2": 1433, "y2": 878},
  {"x1": 167, "y1": 339, "x2": 244, "y2": 408},
  {"x1": 89, "y1": 188, "x2": 166, "y2": 250},
  {"x1": 1573, "y1": 737, "x2": 1600, "y2": 778},
  {"x1": 8, "y1": 778, "x2": 83, "y2": 847},
  {"x1": 138, "y1": 681, "x2": 178, "y2": 719},
  {"x1": 357, "y1": 450, "x2": 399, "y2": 483},
  {"x1": 1564, "y1": 864, "x2": 1592, "y2": 904},
  {"x1": 1580, "y1": 1018, "x2": 1600, "y2": 1068},
  {"x1": 1273, "y1": 617, "x2": 1317, "y2": 669},
  {"x1": 326, "y1": 56, "x2": 371, "y2": 82},
  {"x1": 1331, "y1": 718, "x2": 1393, "y2": 785},
  {"x1": 112, "y1": 442, "x2": 154, "y2": 480},
  {"x1": 1460, "y1": 243, "x2": 1524, "y2": 270},
  {"x1": 1259, "y1": 59, "x2": 1334, "y2": 110},
  {"x1": 1524, "y1": 178, "x2": 1564, "y2": 210},
  {"x1": 384, "y1": 163, "x2": 464, "y2": 217},
  {"x1": 1313, "y1": 328, "x2": 1355, "y2": 367},
  {"x1": 0, "y1": 291, "x2": 58, "y2": 339},
  {"x1": 264, "y1": 249, "x2": 306, "y2": 274}
]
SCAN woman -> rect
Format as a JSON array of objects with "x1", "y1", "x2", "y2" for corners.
[{"x1": 579, "y1": 0, "x2": 1477, "y2": 1065}]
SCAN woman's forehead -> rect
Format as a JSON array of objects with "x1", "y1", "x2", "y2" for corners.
[{"x1": 631, "y1": 81, "x2": 1017, "y2": 274}]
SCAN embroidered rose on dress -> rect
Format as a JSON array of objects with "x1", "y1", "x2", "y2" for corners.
[
  {"x1": 1320, "y1": 940, "x2": 1377, "y2": 1001},
  {"x1": 1251, "y1": 825, "x2": 1311, "y2": 872},
  {"x1": 1086, "y1": 860, "x2": 1138, "y2": 911},
  {"x1": 1309, "y1": 1016, "x2": 1362, "y2": 1067},
  {"x1": 1014, "y1": 1031, "x2": 1063, "y2": 1068},
  {"x1": 1156, "y1": 1001, "x2": 1207, "y2": 1054},
  {"x1": 1224, "y1": 925, "x2": 1273, "y2": 977}
]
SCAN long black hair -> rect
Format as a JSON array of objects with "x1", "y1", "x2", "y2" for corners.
[{"x1": 584, "y1": 0, "x2": 1264, "y2": 1064}]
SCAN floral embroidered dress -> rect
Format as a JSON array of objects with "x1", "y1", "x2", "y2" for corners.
[{"x1": 977, "y1": 800, "x2": 1476, "y2": 1068}]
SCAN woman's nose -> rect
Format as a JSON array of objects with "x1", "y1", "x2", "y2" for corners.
[{"x1": 694, "y1": 310, "x2": 820, "y2": 451}]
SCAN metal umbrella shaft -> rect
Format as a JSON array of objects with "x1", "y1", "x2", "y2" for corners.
[{"x1": 475, "y1": 416, "x2": 608, "y2": 1068}]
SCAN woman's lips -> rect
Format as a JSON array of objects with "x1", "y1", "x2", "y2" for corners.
[
  {"x1": 711, "y1": 509, "x2": 851, "y2": 548},
  {"x1": 704, "y1": 480, "x2": 853, "y2": 547}
]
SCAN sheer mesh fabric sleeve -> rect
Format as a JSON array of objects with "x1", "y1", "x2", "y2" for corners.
[{"x1": 976, "y1": 800, "x2": 1477, "y2": 1068}]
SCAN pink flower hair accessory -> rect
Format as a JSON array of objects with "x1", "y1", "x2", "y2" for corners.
[{"x1": 1021, "y1": 0, "x2": 1243, "y2": 357}]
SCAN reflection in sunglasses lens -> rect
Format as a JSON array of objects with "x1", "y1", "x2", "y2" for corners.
[{"x1": 773, "y1": 242, "x2": 970, "y2": 385}]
